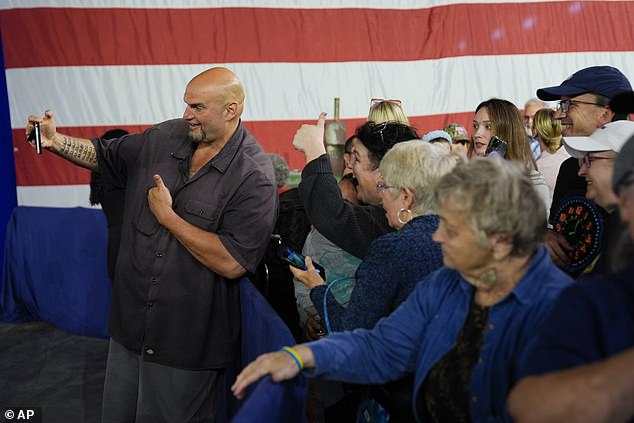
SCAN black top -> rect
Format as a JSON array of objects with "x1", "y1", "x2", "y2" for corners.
[
  {"x1": 92, "y1": 119, "x2": 277, "y2": 369},
  {"x1": 549, "y1": 157, "x2": 594, "y2": 223},
  {"x1": 298, "y1": 154, "x2": 392, "y2": 259},
  {"x1": 420, "y1": 298, "x2": 491, "y2": 423},
  {"x1": 89, "y1": 169, "x2": 125, "y2": 280}
]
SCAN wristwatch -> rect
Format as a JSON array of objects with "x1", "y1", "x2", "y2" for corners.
[{"x1": 553, "y1": 196, "x2": 604, "y2": 275}]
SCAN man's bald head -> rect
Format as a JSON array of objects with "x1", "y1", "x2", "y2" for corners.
[
  {"x1": 188, "y1": 67, "x2": 245, "y2": 117},
  {"x1": 183, "y1": 67, "x2": 246, "y2": 144}
]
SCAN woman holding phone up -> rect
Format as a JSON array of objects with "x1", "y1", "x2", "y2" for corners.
[{"x1": 470, "y1": 98, "x2": 551, "y2": 213}]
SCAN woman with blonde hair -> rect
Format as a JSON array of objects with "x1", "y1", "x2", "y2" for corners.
[
  {"x1": 368, "y1": 98, "x2": 409, "y2": 125},
  {"x1": 470, "y1": 98, "x2": 551, "y2": 213},
  {"x1": 534, "y1": 108, "x2": 570, "y2": 200}
]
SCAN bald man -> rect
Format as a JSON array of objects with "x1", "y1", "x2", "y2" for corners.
[{"x1": 26, "y1": 67, "x2": 278, "y2": 421}]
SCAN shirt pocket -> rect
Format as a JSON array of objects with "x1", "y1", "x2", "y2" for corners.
[
  {"x1": 134, "y1": 201, "x2": 160, "y2": 236},
  {"x1": 183, "y1": 199, "x2": 219, "y2": 231}
]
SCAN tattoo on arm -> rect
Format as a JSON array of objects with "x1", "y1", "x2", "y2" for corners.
[{"x1": 61, "y1": 136, "x2": 97, "y2": 165}]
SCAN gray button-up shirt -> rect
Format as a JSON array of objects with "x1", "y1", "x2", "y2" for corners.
[{"x1": 92, "y1": 119, "x2": 277, "y2": 369}]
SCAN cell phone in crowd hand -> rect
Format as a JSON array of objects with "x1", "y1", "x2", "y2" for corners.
[
  {"x1": 485, "y1": 135, "x2": 507, "y2": 159},
  {"x1": 271, "y1": 235, "x2": 326, "y2": 279},
  {"x1": 28, "y1": 121, "x2": 42, "y2": 155}
]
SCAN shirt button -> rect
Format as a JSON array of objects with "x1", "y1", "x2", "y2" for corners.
[
  {"x1": 151, "y1": 277, "x2": 157, "y2": 283},
  {"x1": 199, "y1": 210, "x2": 204, "y2": 215},
  {"x1": 488, "y1": 323, "x2": 495, "y2": 330},
  {"x1": 156, "y1": 252, "x2": 163, "y2": 258},
  {"x1": 147, "y1": 302, "x2": 154, "y2": 307},
  {"x1": 145, "y1": 348, "x2": 155, "y2": 356}
]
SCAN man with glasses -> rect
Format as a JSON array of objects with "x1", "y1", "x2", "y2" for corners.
[
  {"x1": 508, "y1": 132, "x2": 634, "y2": 423},
  {"x1": 537, "y1": 66, "x2": 632, "y2": 274}
]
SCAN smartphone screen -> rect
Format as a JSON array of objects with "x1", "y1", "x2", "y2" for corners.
[
  {"x1": 282, "y1": 246, "x2": 308, "y2": 269},
  {"x1": 279, "y1": 245, "x2": 326, "y2": 279}
]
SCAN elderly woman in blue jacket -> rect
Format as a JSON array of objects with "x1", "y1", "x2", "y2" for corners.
[{"x1": 232, "y1": 158, "x2": 573, "y2": 422}]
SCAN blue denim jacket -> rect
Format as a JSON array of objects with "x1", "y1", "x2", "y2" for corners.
[{"x1": 308, "y1": 246, "x2": 572, "y2": 422}]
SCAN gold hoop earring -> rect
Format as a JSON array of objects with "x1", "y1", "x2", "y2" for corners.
[{"x1": 397, "y1": 208, "x2": 412, "y2": 225}]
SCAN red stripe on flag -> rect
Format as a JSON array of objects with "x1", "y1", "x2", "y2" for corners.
[
  {"x1": 2, "y1": 2, "x2": 633, "y2": 68},
  {"x1": 14, "y1": 112, "x2": 473, "y2": 186}
]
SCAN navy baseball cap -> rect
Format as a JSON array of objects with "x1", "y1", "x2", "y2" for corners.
[
  {"x1": 610, "y1": 91, "x2": 634, "y2": 114},
  {"x1": 537, "y1": 66, "x2": 632, "y2": 101}
]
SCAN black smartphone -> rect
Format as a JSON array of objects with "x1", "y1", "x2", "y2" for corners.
[
  {"x1": 28, "y1": 121, "x2": 42, "y2": 155},
  {"x1": 278, "y1": 244, "x2": 326, "y2": 279},
  {"x1": 271, "y1": 235, "x2": 326, "y2": 279},
  {"x1": 485, "y1": 135, "x2": 507, "y2": 158}
]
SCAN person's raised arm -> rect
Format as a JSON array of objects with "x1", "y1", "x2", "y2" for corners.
[
  {"x1": 26, "y1": 110, "x2": 97, "y2": 170},
  {"x1": 508, "y1": 347, "x2": 634, "y2": 423},
  {"x1": 292, "y1": 112, "x2": 327, "y2": 162}
]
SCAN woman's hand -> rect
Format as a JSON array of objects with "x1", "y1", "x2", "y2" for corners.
[
  {"x1": 290, "y1": 256, "x2": 326, "y2": 289},
  {"x1": 292, "y1": 113, "x2": 327, "y2": 163},
  {"x1": 231, "y1": 345, "x2": 314, "y2": 399}
]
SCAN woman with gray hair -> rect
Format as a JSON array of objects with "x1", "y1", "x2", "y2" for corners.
[
  {"x1": 293, "y1": 141, "x2": 460, "y2": 333},
  {"x1": 233, "y1": 158, "x2": 573, "y2": 422}
]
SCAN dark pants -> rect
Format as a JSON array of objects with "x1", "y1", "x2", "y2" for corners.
[{"x1": 102, "y1": 339, "x2": 223, "y2": 423}]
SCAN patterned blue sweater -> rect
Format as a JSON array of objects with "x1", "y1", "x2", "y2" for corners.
[{"x1": 310, "y1": 215, "x2": 442, "y2": 332}]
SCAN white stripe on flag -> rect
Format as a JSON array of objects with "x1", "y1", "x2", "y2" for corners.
[
  {"x1": 17, "y1": 185, "x2": 98, "y2": 208},
  {"x1": 9, "y1": 51, "x2": 634, "y2": 129}
]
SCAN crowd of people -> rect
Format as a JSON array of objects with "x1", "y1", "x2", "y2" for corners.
[{"x1": 26, "y1": 64, "x2": 634, "y2": 422}]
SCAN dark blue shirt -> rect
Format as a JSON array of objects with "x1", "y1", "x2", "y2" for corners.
[
  {"x1": 519, "y1": 260, "x2": 634, "y2": 376},
  {"x1": 310, "y1": 215, "x2": 442, "y2": 331}
]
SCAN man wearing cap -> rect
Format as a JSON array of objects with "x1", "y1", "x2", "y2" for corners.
[
  {"x1": 508, "y1": 133, "x2": 634, "y2": 423},
  {"x1": 537, "y1": 66, "x2": 632, "y2": 274}
]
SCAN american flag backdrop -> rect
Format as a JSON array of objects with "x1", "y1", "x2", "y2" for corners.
[{"x1": 2, "y1": 0, "x2": 634, "y2": 208}]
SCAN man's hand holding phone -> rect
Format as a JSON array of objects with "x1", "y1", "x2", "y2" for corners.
[{"x1": 26, "y1": 110, "x2": 57, "y2": 154}]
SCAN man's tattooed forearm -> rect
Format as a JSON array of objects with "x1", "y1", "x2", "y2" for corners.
[{"x1": 61, "y1": 136, "x2": 97, "y2": 164}]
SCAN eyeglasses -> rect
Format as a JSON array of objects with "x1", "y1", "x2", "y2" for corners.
[
  {"x1": 556, "y1": 99, "x2": 608, "y2": 113},
  {"x1": 370, "y1": 98, "x2": 402, "y2": 105},
  {"x1": 581, "y1": 154, "x2": 614, "y2": 168},
  {"x1": 376, "y1": 181, "x2": 394, "y2": 193}
]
